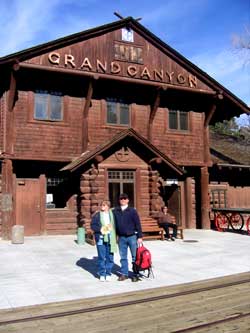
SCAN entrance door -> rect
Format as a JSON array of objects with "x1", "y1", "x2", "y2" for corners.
[
  {"x1": 162, "y1": 184, "x2": 181, "y2": 225},
  {"x1": 108, "y1": 170, "x2": 135, "y2": 207},
  {"x1": 16, "y1": 179, "x2": 41, "y2": 235}
]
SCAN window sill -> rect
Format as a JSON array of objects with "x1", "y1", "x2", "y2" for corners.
[
  {"x1": 167, "y1": 129, "x2": 192, "y2": 135},
  {"x1": 28, "y1": 119, "x2": 69, "y2": 127},
  {"x1": 102, "y1": 124, "x2": 130, "y2": 129}
]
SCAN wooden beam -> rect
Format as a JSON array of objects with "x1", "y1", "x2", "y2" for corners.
[
  {"x1": 148, "y1": 88, "x2": 162, "y2": 141},
  {"x1": 5, "y1": 71, "x2": 17, "y2": 155},
  {"x1": 204, "y1": 94, "x2": 223, "y2": 127},
  {"x1": 82, "y1": 79, "x2": 94, "y2": 152},
  {"x1": 114, "y1": 12, "x2": 124, "y2": 19},
  {"x1": 149, "y1": 157, "x2": 162, "y2": 164},
  {"x1": 204, "y1": 103, "x2": 216, "y2": 128},
  {"x1": 95, "y1": 155, "x2": 104, "y2": 163},
  {"x1": 18, "y1": 62, "x2": 217, "y2": 96},
  {"x1": 8, "y1": 71, "x2": 16, "y2": 112}
]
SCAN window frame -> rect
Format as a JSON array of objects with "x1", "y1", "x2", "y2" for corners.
[
  {"x1": 28, "y1": 91, "x2": 69, "y2": 125},
  {"x1": 34, "y1": 90, "x2": 63, "y2": 122},
  {"x1": 167, "y1": 109, "x2": 190, "y2": 132},
  {"x1": 105, "y1": 98, "x2": 131, "y2": 127}
]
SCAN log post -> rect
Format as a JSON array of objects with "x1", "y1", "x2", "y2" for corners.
[
  {"x1": 1, "y1": 159, "x2": 14, "y2": 239},
  {"x1": 200, "y1": 166, "x2": 210, "y2": 229}
]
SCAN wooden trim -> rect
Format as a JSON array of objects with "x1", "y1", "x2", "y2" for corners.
[
  {"x1": 8, "y1": 71, "x2": 16, "y2": 112},
  {"x1": 12, "y1": 173, "x2": 16, "y2": 228},
  {"x1": 82, "y1": 79, "x2": 94, "y2": 152},
  {"x1": 18, "y1": 62, "x2": 217, "y2": 96},
  {"x1": 204, "y1": 103, "x2": 217, "y2": 165},
  {"x1": 40, "y1": 174, "x2": 46, "y2": 234},
  {"x1": 5, "y1": 72, "x2": 16, "y2": 154},
  {"x1": 148, "y1": 88, "x2": 161, "y2": 141},
  {"x1": 135, "y1": 168, "x2": 140, "y2": 214},
  {"x1": 204, "y1": 103, "x2": 217, "y2": 128}
]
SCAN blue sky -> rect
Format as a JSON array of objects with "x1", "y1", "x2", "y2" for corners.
[{"x1": 0, "y1": 0, "x2": 249, "y2": 121}]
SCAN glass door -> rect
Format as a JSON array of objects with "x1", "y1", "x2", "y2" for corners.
[{"x1": 108, "y1": 170, "x2": 135, "y2": 208}]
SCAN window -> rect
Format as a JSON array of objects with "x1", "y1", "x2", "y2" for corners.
[
  {"x1": 106, "y1": 98, "x2": 130, "y2": 126},
  {"x1": 34, "y1": 90, "x2": 63, "y2": 121},
  {"x1": 46, "y1": 177, "x2": 68, "y2": 209},
  {"x1": 121, "y1": 28, "x2": 134, "y2": 42},
  {"x1": 114, "y1": 43, "x2": 143, "y2": 64},
  {"x1": 108, "y1": 170, "x2": 135, "y2": 207},
  {"x1": 169, "y1": 110, "x2": 189, "y2": 131}
]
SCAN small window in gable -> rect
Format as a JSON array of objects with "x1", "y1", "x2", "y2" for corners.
[
  {"x1": 34, "y1": 90, "x2": 63, "y2": 121},
  {"x1": 106, "y1": 98, "x2": 130, "y2": 126},
  {"x1": 169, "y1": 110, "x2": 189, "y2": 131},
  {"x1": 122, "y1": 28, "x2": 134, "y2": 42}
]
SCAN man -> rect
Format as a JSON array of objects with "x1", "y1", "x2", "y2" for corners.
[
  {"x1": 113, "y1": 193, "x2": 143, "y2": 282},
  {"x1": 158, "y1": 206, "x2": 178, "y2": 241}
]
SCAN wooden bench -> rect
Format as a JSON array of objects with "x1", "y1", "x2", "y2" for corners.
[
  {"x1": 86, "y1": 230, "x2": 95, "y2": 246},
  {"x1": 157, "y1": 214, "x2": 184, "y2": 240},
  {"x1": 141, "y1": 217, "x2": 165, "y2": 240},
  {"x1": 168, "y1": 226, "x2": 184, "y2": 239},
  {"x1": 85, "y1": 220, "x2": 184, "y2": 245}
]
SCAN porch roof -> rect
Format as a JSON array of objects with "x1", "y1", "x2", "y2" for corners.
[{"x1": 61, "y1": 128, "x2": 184, "y2": 176}]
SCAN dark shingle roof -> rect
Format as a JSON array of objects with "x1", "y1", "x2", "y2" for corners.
[{"x1": 210, "y1": 131, "x2": 250, "y2": 165}]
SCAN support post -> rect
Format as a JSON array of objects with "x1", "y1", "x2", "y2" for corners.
[
  {"x1": 200, "y1": 166, "x2": 210, "y2": 229},
  {"x1": 1, "y1": 159, "x2": 14, "y2": 239}
]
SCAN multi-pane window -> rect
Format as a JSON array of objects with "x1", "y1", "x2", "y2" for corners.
[
  {"x1": 106, "y1": 98, "x2": 130, "y2": 126},
  {"x1": 46, "y1": 177, "x2": 67, "y2": 208},
  {"x1": 108, "y1": 170, "x2": 135, "y2": 207},
  {"x1": 169, "y1": 110, "x2": 189, "y2": 131},
  {"x1": 34, "y1": 90, "x2": 63, "y2": 121}
]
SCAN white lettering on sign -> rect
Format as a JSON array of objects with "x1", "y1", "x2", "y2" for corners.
[{"x1": 48, "y1": 52, "x2": 198, "y2": 88}]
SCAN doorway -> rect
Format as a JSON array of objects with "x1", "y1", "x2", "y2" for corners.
[
  {"x1": 16, "y1": 179, "x2": 41, "y2": 235},
  {"x1": 161, "y1": 183, "x2": 181, "y2": 225},
  {"x1": 108, "y1": 170, "x2": 135, "y2": 207}
]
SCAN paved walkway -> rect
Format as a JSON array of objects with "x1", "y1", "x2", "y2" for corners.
[{"x1": 0, "y1": 229, "x2": 249, "y2": 309}]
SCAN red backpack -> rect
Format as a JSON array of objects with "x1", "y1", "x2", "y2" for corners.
[{"x1": 134, "y1": 243, "x2": 154, "y2": 278}]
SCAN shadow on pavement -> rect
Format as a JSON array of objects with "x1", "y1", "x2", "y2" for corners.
[{"x1": 76, "y1": 256, "x2": 121, "y2": 278}]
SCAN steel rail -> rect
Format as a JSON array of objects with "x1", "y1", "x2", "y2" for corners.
[
  {"x1": 172, "y1": 312, "x2": 250, "y2": 332},
  {"x1": 0, "y1": 277, "x2": 250, "y2": 327}
]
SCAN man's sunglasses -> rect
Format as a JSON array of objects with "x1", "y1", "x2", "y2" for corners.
[{"x1": 120, "y1": 197, "x2": 128, "y2": 200}]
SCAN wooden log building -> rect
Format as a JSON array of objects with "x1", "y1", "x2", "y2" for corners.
[{"x1": 0, "y1": 17, "x2": 249, "y2": 239}]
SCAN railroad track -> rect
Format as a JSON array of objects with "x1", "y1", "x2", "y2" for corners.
[{"x1": 1, "y1": 272, "x2": 250, "y2": 332}]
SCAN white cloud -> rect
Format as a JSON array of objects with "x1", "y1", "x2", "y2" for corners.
[
  {"x1": 191, "y1": 49, "x2": 250, "y2": 105},
  {"x1": 0, "y1": 0, "x2": 92, "y2": 56}
]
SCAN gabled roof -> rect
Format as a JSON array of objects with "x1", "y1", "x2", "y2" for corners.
[
  {"x1": 61, "y1": 128, "x2": 184, "y2": 176},
  {"x1": 1, "y1": 17, "x2": 249, "y2": 117}
]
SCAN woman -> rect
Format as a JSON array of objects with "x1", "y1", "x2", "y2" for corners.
[
  {"x1": 158, "y1": 206, "x2": 178, "y2": 241},
  {"x1": 91, "y1": 200, "x2": 117, "y2": 281}
]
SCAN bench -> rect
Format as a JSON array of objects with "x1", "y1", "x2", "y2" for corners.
[
  {"x1": 142, "y1": 218, "x2": 184, "y2": 240},
  {"x1": 157, "y1": 214, "x2": 184, "y2": 240},
  {"x1": 86, "y1": 230, "x2": 95, "y2": 246},
  {"x1": 141, "y1": 218, "x2": 165, "y2": 240},
  {"x1": 167, "y1": 226, "x2": 184, "y2": 239},
  {"x1": 85, "y1": 220, "x2": 184, "y2": 245}
]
